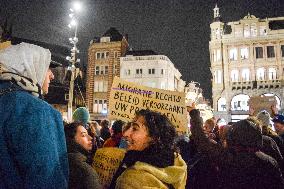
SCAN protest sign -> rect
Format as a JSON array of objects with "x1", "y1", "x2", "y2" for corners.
[
  {"x1": 248, "y1": 96, "x2": 277, "y2": 115},
  {"x1": 108, "y1": 76, "x2": 188, "y2": 134},
  {"x1": 92, "y1": 147, "x2": 126, "y2": 188}
]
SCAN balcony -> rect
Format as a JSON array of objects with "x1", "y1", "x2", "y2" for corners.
[
  {"x1": 231, "y1": 81, "x2": 254, "y2": 90},
  {"x1": 257, "y1": 79, "x2": 281, "y2": 89},
  {"x1": 231, "y1": 79, "x2": 282, "y2": 90}
]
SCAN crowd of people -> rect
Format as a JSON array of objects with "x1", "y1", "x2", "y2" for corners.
[{"x1": 1, "y1": 42, "x2": 284, "y2": 189}]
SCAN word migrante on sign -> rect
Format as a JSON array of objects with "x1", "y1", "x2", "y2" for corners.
[{"x1": 108, "y1": 76, "x2": 188, "y2": 134}]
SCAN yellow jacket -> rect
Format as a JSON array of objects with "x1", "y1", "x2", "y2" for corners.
[{"x1": 115, "y1": 154, "x2": 187, "y2": 189}]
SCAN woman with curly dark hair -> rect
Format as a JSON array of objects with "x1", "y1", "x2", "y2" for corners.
[{"x1": 110, "y1": 109, "x2": 187, "y2": 189}]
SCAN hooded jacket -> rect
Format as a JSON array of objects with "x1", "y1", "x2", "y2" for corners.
[
  {"x1": 0, "y1": 43, "x2": 68, "y2": 189},
  {"x1": 115, "y1": 153, "x2": 187, "y2": 189}
]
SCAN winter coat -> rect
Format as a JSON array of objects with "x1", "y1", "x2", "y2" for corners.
[
  {"x1": 110, "y1": 147, "x2": 187, "y2": 189},
  {"x1": 262, "y1": 135, "x2": 284, "y2": 172},
  {"x1": 0, "y1": 81, "x2": 69, "y2": 189},
  {"x1": 190, "y1": 111, "x2": 284, "y2": 189},
  {"x1": 103, "y1": 133, "x2": 123, "y2": 148},
  {"x1": 67, "y1": 140, "x2": 102, "y2": 189}
]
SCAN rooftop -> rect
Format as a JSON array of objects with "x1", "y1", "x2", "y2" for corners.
[{"x1": 126, "y1": 50, "x2": 158, "y2": 56}]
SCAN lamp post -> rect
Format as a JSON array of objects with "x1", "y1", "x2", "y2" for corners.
[{"x1": 67, "y1": 2, "x2": 81, "y2": 122}]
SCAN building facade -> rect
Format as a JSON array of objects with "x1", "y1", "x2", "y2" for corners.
[
  {"x1": 120, "y1": 50, "x2": 185, "y2": 92},
  {"x1": 210, "y1": 5, "x2": 284, "y2": 122},
  {"x1": 86, "y1": 28, "x2": 128, "y2": 120}
]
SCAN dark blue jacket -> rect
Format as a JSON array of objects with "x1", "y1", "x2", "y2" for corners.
[{"x1": 0, "y1": 81, "x2": 69, "y2": 189}]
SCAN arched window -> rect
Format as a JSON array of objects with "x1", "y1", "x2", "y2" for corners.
[
  {"x1": 262, "y1": 93, "x2": 281, "y2": 109},
  {"x1": 231, "y1": 70, "x2": 239, "y2": 82},
  {"x1": 257, "y1": 68, "x2": 265, "y2": 80},
  {"x1": 241, "y1": 69, "x2": 250, "y2": 81},
  {"x1": 268, "y1": 68, "x2": 277, "y2": 80},
  {"x1": 231, "y1": 94, "x2": 250, "y2": 111},
  {"x1": 217, "y1": 97, "x2": 227, "y2": 111}
]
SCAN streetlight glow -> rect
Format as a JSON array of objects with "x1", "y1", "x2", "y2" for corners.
[
  {"x1": 73, "y1": 2, "x2": 82, "y2": 12},
  {"x1": 70, "y1": 19, "x2": 77, "y2": 26},
  {"x1": 67, "y1": 2, "x2": 81, "y2": 122}
]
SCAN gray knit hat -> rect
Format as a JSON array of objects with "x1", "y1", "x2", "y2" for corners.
[{"x1": 256, "y1": 110, "x2": 272, "y2": 127}]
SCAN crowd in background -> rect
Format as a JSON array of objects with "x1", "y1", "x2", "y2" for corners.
[{"x1": 1, "y1": 42, "x2": 284, "y2": 189}]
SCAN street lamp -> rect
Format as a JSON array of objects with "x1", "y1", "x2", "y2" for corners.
[{"x1": 67, "y1": 2, "x2": 81, "y2": 122}]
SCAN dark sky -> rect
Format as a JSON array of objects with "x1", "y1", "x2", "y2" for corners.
[{"x1": 1, "y1": 0, "x2": 284, "y2": 99}]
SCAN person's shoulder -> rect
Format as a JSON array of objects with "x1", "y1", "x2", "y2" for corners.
[
  {"x1": 255, "y1": 151, "x2": 279, "y2": 167},
  {"x1": 6, "y1": 91, "x2": 61, "y2": 119},
  {"x1": 116, "y1": 166, "x2": 154, "y2": 188}
]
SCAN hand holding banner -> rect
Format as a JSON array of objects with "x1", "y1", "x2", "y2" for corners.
[{"x1": 108, "y1": 77, "x2": 188, "y2": 134}]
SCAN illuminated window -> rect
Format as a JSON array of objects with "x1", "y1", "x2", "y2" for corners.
[
  {"x1": 95, "y1": 66, "x2": 100, "y2": 75},
  {"x1": 229, "y1": 48, "x2": 238, "y2": 60},
  {"x1": 94, "y1": 81, "x2": 105, "y2": 92},
  {"x1": 217, "y1": 97, "x2": 226, "y2": 111},
  {"x1": 231, "y1": 70, "x2": 239, "y2": 82},
  {"x1": 231, "y1": 94, "x2": 250, "y2": 111},
  {"x1": 257, "y1": 68, "x2": 265, "y2": 80},
  {"x1": 240, "y1": 47, "x2": 249, "y2": 59},
  {"x1": 268, "y1": 68, "x2": 277, "y2": 80},
  {"x1": 213, "y1": 49, "x2": 221, "y2": 62},
  {"x1": 214, "y1": 70, "x2": 222, "y2": 84},
  {"x1": 242, "y1": 69, "x2": 250, "y2": 81}
]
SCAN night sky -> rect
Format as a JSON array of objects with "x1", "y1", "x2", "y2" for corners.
[{"x1": 1, "y1": 0, "x2": 284, "y2": 99}]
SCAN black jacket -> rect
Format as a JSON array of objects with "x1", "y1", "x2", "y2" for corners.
[
  {"x1": 67, "y1": 141, "x2": 102, "y2": 189},
  {"x1": 190, "y1": 110, "x2": 284, "y2": 189}
]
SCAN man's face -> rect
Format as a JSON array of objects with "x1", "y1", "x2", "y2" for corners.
[
  {"x1": 42, "y1": 68, "x2": 54, "y2": 95},
  {"x1": 274, "y1": 122, "x2": 284, "y2": 135}
]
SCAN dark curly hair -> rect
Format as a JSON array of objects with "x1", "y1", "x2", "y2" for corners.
[
  {"x1": 64, "y1": 122, "x2": 84, "y2": 140},
  {"x1": 135, "y1": 109, "x2": 177, "y2": 153}
]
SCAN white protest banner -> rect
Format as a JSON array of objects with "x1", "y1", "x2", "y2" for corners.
[
  {"x1": 108, "y1": 76, "x2": 188, "y2": 133},
  {"x1": 92, "y1": 148, "x2": 126, "y2": 189}
]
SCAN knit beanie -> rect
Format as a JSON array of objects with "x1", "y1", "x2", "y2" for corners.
[
  {"x1": 72, "y1": 107, "x2": 90, "y2": 126},
  {"x1": 256, "y1": 110, "x2": 272, "y2": 127}
]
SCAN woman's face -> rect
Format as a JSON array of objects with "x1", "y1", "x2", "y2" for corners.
[
  {"x1": 75, "y1": 125, "x2": 93, "y2": 151},
  {"x1": 123, "y1": 116, "x2": 152, "y2": 151}
]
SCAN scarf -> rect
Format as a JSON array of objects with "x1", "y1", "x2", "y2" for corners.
[
  {"x1": 109, "y1": 145, "x2": 175, "y2": 189},
  {"x1": 0, "y1": 69, "x2": 42, "y2": 97}
]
